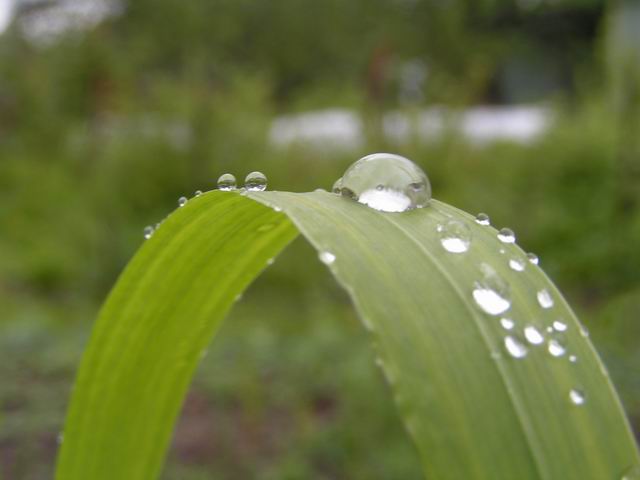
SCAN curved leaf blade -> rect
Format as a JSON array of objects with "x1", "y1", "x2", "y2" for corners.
[{"x1": 56, "y1": 189, "x2": 640, "y2": 480}]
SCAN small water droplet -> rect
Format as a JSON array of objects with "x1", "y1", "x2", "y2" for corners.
[
  {"x1": 244, "y1": 171, "x2": 267, "y2": 191},
  {"x1": 499, "y1": 248, "x2": 506, "y2": 254},
  {"x1": 194, "y1": 190, "x2": 203, "y2": 197},
  {"x1": 267, "y1": 258, "x2": 275, "y2": 266},
  {"x1": 314, "y1": 188, "x2": 327, "y2": 193},
  {"x1": 337, "y1": 153, "x2": 431, "y2": 212},
  {"x1": 319, "y1": 251, "x2": 336, "y2": 265},
  {"x1": 472, "y1": 264, "x2": 511, "y2": 316},
  {"x1": 234, "y1": 293, "x2": 243, "y2": 302},
  {"x1": 579, "y1": 324, "x2": 590, "y2": 337},
  {"x1": 497, "y1": 228, "x2": 516, "y2": 244},
  {"x1": 273, "y1": 206, "x2": 282, "y2": 212},
  {"x1": 178, "y1": 196, "x2": 188, "y2": 207},
  {"x1": 143, "y1": 225, "x2": 154, "y2": 239},
  {"x1": 217, "y1": 173, "x2": 237, "y2": 191},
  {"x1": 526, "y1": 252, "x2": 539, "y2": 265},
  {"x1": 524, "y1": 325, "x2": 545, "y2": 345},
  {"x1": 475, "y1": 213, "x2": 490, "y2": 226},
  {"x1": 438, "y1": 220, "x2": 471, "y2": 253},
  {"x1": 546, "y1": 326, "x2": 553, "y2": 333},
  {"x1": 569, "y1": 388, "x2": 586, "y2": 406},
  {"x1": 504, "y1": 335, "x2": 528, "y2": 359},
  {"x1": 509, "y1": 258, "x2": 525, "y2": 272},
  {"x1": 621, "y1": 465, "x2": 640, "y2": 480},
  {"x1": 500, "y1": 318, "x2": 515, "y2": 330},
  {"x1": 537, "y1": 289, "x2": 554, "y2": 309},
  {"x1": 569, "y1": 355, "x2": 577, "y2": 363},
  {"x1": 548, "y1": 338, "x2": 566, "y2": 357},
  {"x1": 552, "y1": 320, "x2": 567, "y2": 332}
]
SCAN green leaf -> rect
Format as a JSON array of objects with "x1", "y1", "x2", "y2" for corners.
[{"x1": 56, "y1": 190, "x2": 640, "y2": 480}]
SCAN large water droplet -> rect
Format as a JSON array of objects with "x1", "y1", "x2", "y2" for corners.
[
  {"x1": 537, "y1": 289, "x2": 554, "y2": 309},
  {"x1": 217, "y1": 173, "x2": 237, "y2": 191},
  {"x1": 497, "y1": 228, "x2": 516, "y2": 243},
  {"x1": 524, "y1": 325, "x2": 544, "y2": 345},
  {"x1": 475, "y1": 213, "x2": 490, "y2": 226},
  {"x1": 500, "y1": 318, "x2": 515, "y2": 330},
  {"x1": 143, "y1": 225, "x2": 154, "y2": 239},
  {"x1": 548, "y1": 338, "x2": 566, "y2": 357},
  {"x1": 509, "y1": 258, "x2": 525, "y2": 272},
  {"x1": 338, "y1": 153, "x2": 431, "y2": 212},
  {"x1": 569, "y1": 388, "x2": 586, "y2": 406},
  {"x1": 318, "y1": 251, "x2": 336, "y2": 265},
  {"x1": 621, "y1": 466, "x2": 640, "y2": 480},
  {"x1": 526, "y1": 252, "x2": 539, "y2": 265},
  {"x1": 178, "y1": 196, "x2": 187, "y2": 207},
  {"x1": 244, "y1": 171, "x2": 267, "y2": 191},
  {"x1": 438, "y1": 220, "x2": 471, "y2": 253},
  {"x1": 552, "y1": 320, "x2": 567, "y2": 332},
  {"x1": 472, "y1": 264, "x2": 511, "y2": 315},
  {"x1": 504, "y1": 335, "x2": 528, "y2": 359}
]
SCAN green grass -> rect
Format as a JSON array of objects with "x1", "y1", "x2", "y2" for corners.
[{"x1": 55, "y1": 190, "x2": 639, "y2": 479}]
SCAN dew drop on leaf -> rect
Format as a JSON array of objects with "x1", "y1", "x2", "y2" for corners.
[
  {"x1": 318, "y1": 251, "x2": 336, "y2": 265},
  {"x1": 537, "y1": 289, "x2": 554, "y2": 309},
  {"x1": 509, "y1": 258, "x2": 525, "y2": 272},
  {"x1": 552, "y1": 320, "x2": 567, "y2": 332},
  {"x1": 217, "y1": 173, "x2": 237, "y2": 191},
  {"x1": 526, "y1": 252, "x2": 539, "y2": 265},
  {"x1": 194, "y1": 190, "x2": 203, "y2": 197},
  {"x1": 438, "y1": 219, "x2": 471, "y2": 253},
  {"x1": 337, "y1": 153, "x2": 431, "y2": 212},
  {"x1": 472, "y1": 264, "x2": 511, "y2": 316},
  {"x1": 500, "y1": 318, "x2": 515, "y2": 330},
  {"x1": 569, "y1": 355, "x2": 577, "y2": 363},
  {"x1": 475, "y1": 212, "x2": 490, "y2": 226},
  {"x1": 178, "y1": 196, "x2": 187, "y2": 207},
  {"x1": 524, "y1": 325, "x2": 544, "y2": 345},
  {"x1": 504, "y1": 335, "x2": 528, "y2": 359},
  {"x1": 244, "y1": 171, "x2": 267, "y2": 191},
  {"x1": 548, "y1": 338, "x2": 566, "y2": 357},
  {"x1": 497, "y1": 228, "x2": 516, "y2": 243},
  {"x1": 143, "y1": 225, "x2": 154, "y2": 240},
  {"x1": 569, "y1": 388, "x2": 586, "y2": 406}
]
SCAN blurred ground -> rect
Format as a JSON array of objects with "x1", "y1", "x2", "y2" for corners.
[{"x1": 0, "y1": 0, "x2": 639, "y2": 478}]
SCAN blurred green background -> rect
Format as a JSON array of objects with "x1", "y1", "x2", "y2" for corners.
[{"x1": 1, "y1": 0, "x2": 639, "y2": 478}]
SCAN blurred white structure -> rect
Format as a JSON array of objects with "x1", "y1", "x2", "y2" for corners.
[{"x1": 269, "y1": 106, "x2": 551, "y2": 150}]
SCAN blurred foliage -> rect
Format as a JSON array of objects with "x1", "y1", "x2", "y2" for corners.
[{"x1": 0, "y1": 0, "x2": 639, "y2": 478}]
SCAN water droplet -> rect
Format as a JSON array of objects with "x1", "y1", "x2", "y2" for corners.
[
  {"x1": 509, "y1": 258, "x2": 525, "y2": 272},
  {"x1": 579, "y1": 324, "x2": 589, "y2": 337},
  {"x1": 234, "y1": 293, "x2": 243, "y2": 302},
  {"x1": 178, "y1": 196, "x2": 188, "y2": 207},
  {"x1": 217, "y1": 173, "x2": 237, "y2": 191},
  {"x1": 500, "y1": 318, "x2": 515, "y2": 330},
  {"x1": 244, "y1": 171, "x2": 267, "y2": 191},
  {"x1": 497, "y1": 228, "x2": 516, "y2": 244},
  {"x1": 319, "y1": 251, "x2": 336, "y2": 265},
  {"x1": 548, "y1": 338, "x2": 566, "y2": 357},
  {"x1": 143, "y1": 225, "x2": 154, "y2": 239},
  {"x1": 194, "y1": 190, "x2": 203, "y2": 197},
  {"x1": 621, "y1": 465, "x2": 640, "y2": 480},
  {"x1": 332, "y1": 177, "x2": 343, "y2": 194},
  {"x1": 314, "y1": 188, "x2": 327, "y2": 193},
  {"x1": 552, "y1": 320, "x2": 567, "y2": 332},
  {"x1": 338, "y1": 153, "x2": 431, "y2": 212},
  {"x1": 546, "y1": 326, "x2": 553, "y2": 333},
  {"x1": 524, "y1": 325, "x2": 545, "y2": 345},
  {"x1": 504, "y1": 335, "x2": 528, "y2": 359},
  {"x1": 472, "y1": 264, "x2": 511, "y2": 316},
  {"x1": 527, "y1": 252, "x2": 539, "y2": 265},
  {"x1": 273, "y1": 206, "x2": 282, "y2": 212},
  {"x1": 438, "y1": 220, "x2": 471, "y2": 253},
  {"x1": 569, "y1": 388, "x2": 586, "y2": 406},
  {"x1": 569, "y1": 355, "x2": 577, "y2": 363},
  {"x1": 475, "y1": 213, "x2": 490, "y2": 226},
  {"x1": 537, "y1": 289, "x2": 554, "y2": 309},
  {"x1": 267, "y1": 258, "x2": 275, "y2": 266}
]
